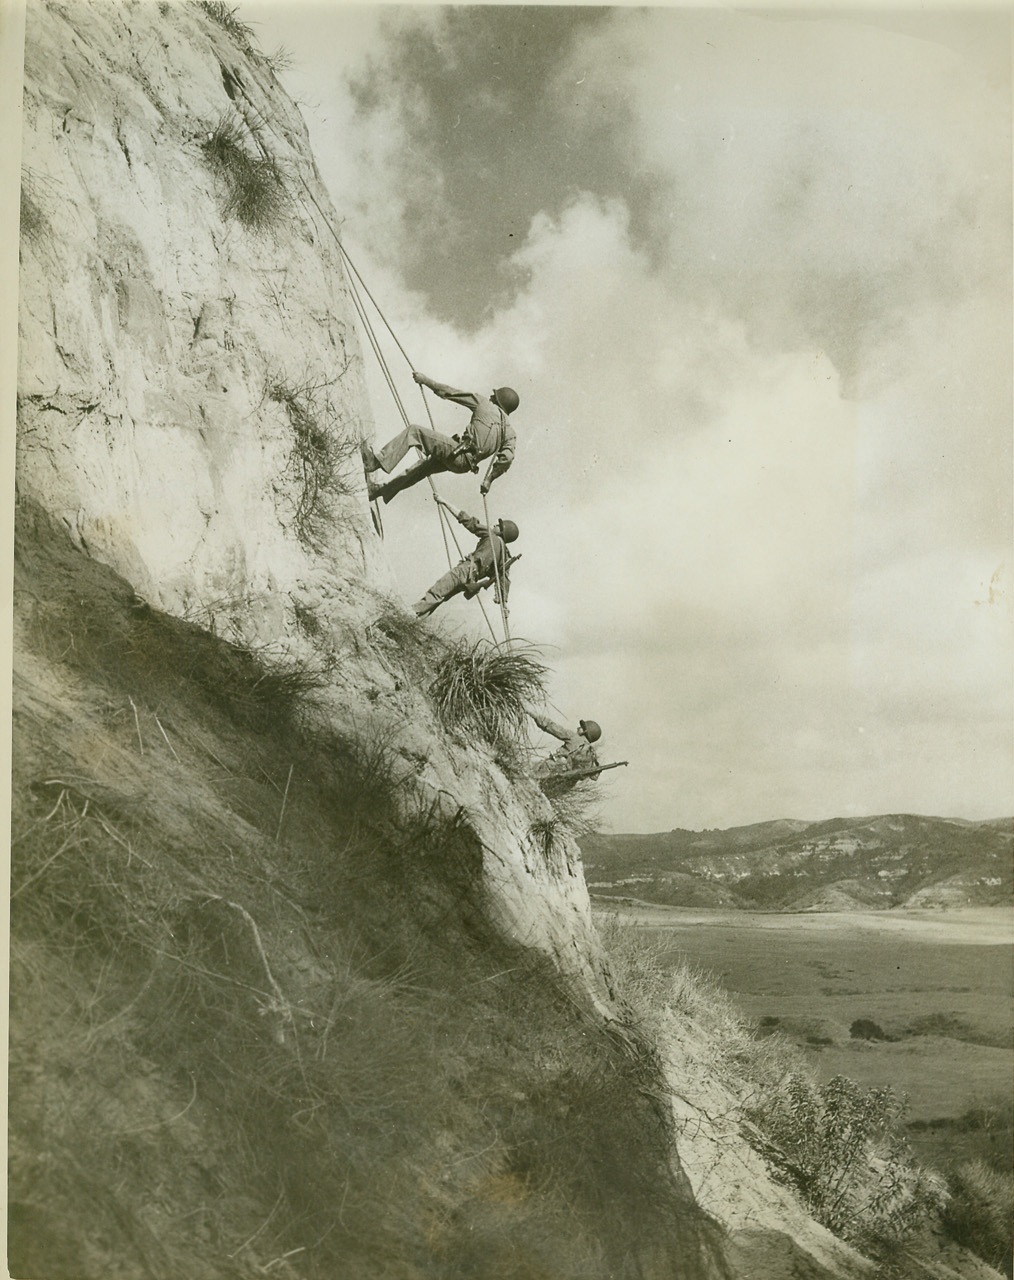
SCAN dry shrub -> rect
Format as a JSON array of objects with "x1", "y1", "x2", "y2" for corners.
[
  {"x1": 430, "y1": 638, "x2": 546, "y2": 768},
  {"x1": 941, "y1": 1159, "x2": 1014, "y2": 1273},
  {"x1": 268, "y1": 374, "x2": 357, "y2": 551},
  {"x1": 200, "y1": 113, "x2": 287, "y2": 231},
  {"x1": 543, "y1": 777, "x2": 602, "y2": 836},
  {"x1": 597, "y1": 917, "x2": 773, "y2": 1080}
]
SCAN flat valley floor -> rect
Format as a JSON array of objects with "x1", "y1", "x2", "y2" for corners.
[{"x1": 596, "y1": 904, "x2": 1013, "y2": 1168}]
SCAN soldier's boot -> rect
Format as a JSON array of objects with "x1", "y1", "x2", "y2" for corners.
[{"x1": 376, "y1": 456, "x2": 440, "y2": 504}]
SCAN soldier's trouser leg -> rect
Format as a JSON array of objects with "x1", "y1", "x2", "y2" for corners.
[
  {"x1": 373, "y1": 425, "x2": 456, "y2": 474},
  {"x1": 376, "y1": 455, "x2": 441, "y2": 501},
  {"x1": 413, "y1": 561, "x2": 475, "y2": 616}
]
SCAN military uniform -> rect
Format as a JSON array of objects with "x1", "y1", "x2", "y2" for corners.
[
  {"x1": 413, "y1": 510, "x2": 513, "y2": 617},
  {"x1": 532, "y1": 714, "x2": 601, "y2": 779},
  {"x1": 366, "y1": 380, "x2": 516, "y2": 502}
]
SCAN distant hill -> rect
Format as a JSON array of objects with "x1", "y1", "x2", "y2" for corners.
[{"x1": 581, "y1": 814, "x2": 1013, "y2": 910}]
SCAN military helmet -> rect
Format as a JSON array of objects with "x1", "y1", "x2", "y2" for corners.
[
  {"x1": 497, "y1": 519, "x2": 519, "y2": 543},
  {"x1": 579, "y1": 719, "x2": 601, "y2": 743},
  {"x1": 493, "y1": 386, "x2": 520, "y2": 414}
]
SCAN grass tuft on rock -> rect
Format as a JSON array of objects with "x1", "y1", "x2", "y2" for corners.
[
  {"x1": 430, "y1": 638, "x2": 546, "y2": 767},
  {"x1": 267, "y1": 372, "x2": 357, "y2": 551},
  {"x1": 200, "y1": 114, "x2": 287, "y2": 231},
  {"x1": 198, "y1": 0, "x2": 259, "y2": 56}
]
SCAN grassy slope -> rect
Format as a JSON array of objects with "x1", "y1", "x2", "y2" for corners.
[{"x1": 9, "y1": 502, "x2": 726, "y2": 1280}]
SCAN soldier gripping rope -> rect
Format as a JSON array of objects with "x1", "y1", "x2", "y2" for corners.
[
  {"x1": 413, "y1": 499, "x2": 520, "y2": 617},
  {"x1": 531, "y1": 714, "x2": 603, "y2": 784},
  {"x1": 364, "y1": 371, "x2": 519, "y2": 505}
]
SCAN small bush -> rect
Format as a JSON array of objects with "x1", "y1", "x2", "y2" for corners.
[
  {"x1": 745, "y1": 1073, "x2": 944, "y2": 1249},
  {"x1": 268, "y1": 374, "x2": 357, "y2": 550},
  {"x1": 850, "y1": 1017, "x2": 888, "y2": 1041},
  {"x1": 430, "y1": 639, "x2": 547, "y2": 766},
  {"x1": 941, "y1": 1159, "x2": 1014, "y2": 1273},
  {"x1": 200, "y1": 114, "x2": 287, "y2": 231}
]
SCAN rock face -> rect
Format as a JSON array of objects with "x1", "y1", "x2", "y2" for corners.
[
  {"x1": 17, "y1": 0, "x2": 614, "y2": 996},
  {"x1": 18, "y1": 0, "x2": 388, "y2": 631}
]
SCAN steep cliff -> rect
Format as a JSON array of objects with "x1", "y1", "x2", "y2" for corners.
[
  {"x1": 12, "y1": 5, "x2": 1000, "y2": 1280},
  {"x1": 16, "y1": 0, "x2": 605, "y2": 990}
]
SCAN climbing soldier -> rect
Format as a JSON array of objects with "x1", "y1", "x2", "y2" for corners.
[
  {"x1": 531, "y1": 713, "x2": 603, "y2": 787},
  {"x1": 364, "y1": 371, "x2": 519, "y2": 504},
  {"x1": 413, "y1": 498, "x2": 519, "y2": 617}
]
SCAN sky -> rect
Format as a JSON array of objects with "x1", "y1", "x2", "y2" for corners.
[{"x1": 242, "y1": 3, "x2": 1009, "y2": 833}]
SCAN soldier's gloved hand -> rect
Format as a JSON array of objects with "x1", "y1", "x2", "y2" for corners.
[
  {"x1": 479, "y1": 480, "x2": 490, "y2": 495},
  {"x1": 412, "y1": 371, "x2": 427, "y2": 384}
]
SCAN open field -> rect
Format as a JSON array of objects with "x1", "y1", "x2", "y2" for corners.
[{"x1": 595, "y1": 903, "x2": 1013, "y2": 1166}]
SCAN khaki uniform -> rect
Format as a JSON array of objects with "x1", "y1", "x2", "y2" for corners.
[
  {"x1": 532, "y1": 714, "x2": 601, "y2": 779},
  {"x1": 413, "y1": 510, "x2": 512, "y2": 617},
  {"x1": 369, "y1": 381, "x2": 516, "y2": 501}
]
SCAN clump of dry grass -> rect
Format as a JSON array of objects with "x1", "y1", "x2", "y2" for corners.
[
  {"x1": 430, "y1": 639, "x2": 546, "y2": 768},
  {"x1": 542, "y1": 777, "x2": 602, "y2": 837},
  {"x1": 941, "y1": 1159, "x2": 1014, "y2": 1273},
  {"x1": 198, "y1": 1, "x2": 259, "y2": 55},
  {"x1": 200, "y1": 114, "x2": 287, "y2": 231},
  {"x1": 267, "y1": 373, "x2": 357, "y2": 550}
]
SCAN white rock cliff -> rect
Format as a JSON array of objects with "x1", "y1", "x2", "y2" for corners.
[{"x1": 17, "y1": 0, "x2": 612, "y2": 998}]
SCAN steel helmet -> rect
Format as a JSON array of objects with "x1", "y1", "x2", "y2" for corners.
[
  {"x1": 579, "y1": 719, "x2": 602, "y2": 743},
  {"x1": 497, "y1": 519, "x2": 519, "y2": 543},
  {"x1": 493, "y1": 386, "x2": 520, "y2": 415}
]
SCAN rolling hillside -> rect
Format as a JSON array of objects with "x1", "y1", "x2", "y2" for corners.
[{"x1": 582, "y1": 815, "x2": 1013, "y2": 911}]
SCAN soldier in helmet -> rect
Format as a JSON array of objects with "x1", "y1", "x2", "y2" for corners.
[
  {"x1": 413, "y1": 498, "x2": 519, "y2": 617},
  {"x1": 531, "y1": 713, "x2": 603, "y2": 784},
  {"x1": 364, "y1": 371, "x2": 519, "y2": 504}
]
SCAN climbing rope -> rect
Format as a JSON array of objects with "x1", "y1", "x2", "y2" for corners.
[
  {"x1": 290, "y1": 172, "x2": 511, "y2": 646},
  {"x1": 481, "y1": 489, "x2": 512, "y2": 645},
  {"x1": 337, "y1": 260, "x2": 501, "y2": 642},
  {"x1": 229, "y1": 98, "x2": 509, "y2": 647}
]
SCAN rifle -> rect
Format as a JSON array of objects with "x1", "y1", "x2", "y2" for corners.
[{"x1": 541, "y1": 760, "x2": 629, "y2": 783}]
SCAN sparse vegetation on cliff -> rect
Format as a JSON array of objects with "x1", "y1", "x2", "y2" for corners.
[
  {"x1": 11, "y1": 505, "x2": 727, "y2": 1280},
  {"x1": 431, "y1": 637, "x2": 547, "y2": 771},
  {"x1": 598, "y1": 918, "x2": 978, "y2": 1277},
  {"x1": 201, "y1": 113, "x2": 288, "y2": 231},
  {"x1": 198, "y1": 0, "x2": 260, "y2": 56},
  {"x1": 941, "y1": 1159, "x2": 1014, "y2": 1275},
  {"x1": 268, "y1": 372, "x2": 358, "y2": 550}
]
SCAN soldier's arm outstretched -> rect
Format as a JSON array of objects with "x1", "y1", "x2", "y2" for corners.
[{"x1": 413, "y1": 371, "x2": 479, "y2": 411}]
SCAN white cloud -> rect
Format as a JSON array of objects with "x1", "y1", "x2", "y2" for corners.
[{"x1": 253, "y1": 5, "x2": 1012, "y2": 829}]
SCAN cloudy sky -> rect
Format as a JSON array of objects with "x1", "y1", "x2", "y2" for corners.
[{"x1": 242, "y1": 2, "x2": 1012, "y2": 833}]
